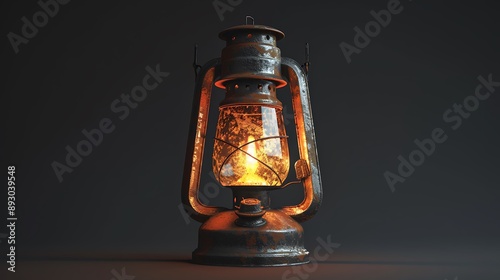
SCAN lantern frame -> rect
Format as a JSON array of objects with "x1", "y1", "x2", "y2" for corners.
[{"x1": 180, "y1": 22, "x2": 322, "y2": 266}]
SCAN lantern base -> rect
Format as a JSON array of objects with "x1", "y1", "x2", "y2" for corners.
[{"x1": 192, "y1": 210, "x2": 309, "y2": 266}]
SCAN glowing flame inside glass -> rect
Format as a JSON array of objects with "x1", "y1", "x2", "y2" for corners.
[{"x1": 212, "y1": 105, "x2": 289, "y2": 186}]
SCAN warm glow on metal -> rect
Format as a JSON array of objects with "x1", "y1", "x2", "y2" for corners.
[{"x1": 181, "y1": 20, "x2": 322, "y2": 266}]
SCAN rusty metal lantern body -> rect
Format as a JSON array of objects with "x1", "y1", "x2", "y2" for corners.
[{"x1": 181, "y1": 20, "x2": 322, "y2": 266}]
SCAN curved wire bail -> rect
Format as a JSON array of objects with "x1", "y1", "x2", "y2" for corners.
[
  {"x1": 301, "y1": 43, "x2": 310, "y2": 79},
  {"x1": 192, "y1": 44, "x2": 202, "y2": 80},
  {"x1": 245, "y1": 15, "x2": 255, "y2": 25}
]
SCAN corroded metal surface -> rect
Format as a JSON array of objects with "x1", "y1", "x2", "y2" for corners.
[
  {"x1": 214, "y1": 24, "x2": 287, "y2": 89},
  {"x1": 181, "y1": 59, "x2": 227, "y2": 223},
  {"x1": 219, "y1": 79, "x2": 282, "y2": 107},
  {"x1": 234, "y1": 198, "x2": 267, "y2": 227},
  {"x1": 280, "y1": 57, "x2": 323, "y2": 222},
  {"x1": 181, "y1": 22, "x2": 323, "y2": 266},
  {"x1": 192, "y1": 210, "x2": 309, "y2": 266}
]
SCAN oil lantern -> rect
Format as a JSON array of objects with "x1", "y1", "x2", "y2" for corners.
[{"x1": 181, "y1": 17, "x2": 322, "y2": 266}]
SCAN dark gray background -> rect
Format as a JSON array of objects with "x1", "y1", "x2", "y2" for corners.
[{"x1": 2, "y1": 0, "x2": 500, "y2": 279}]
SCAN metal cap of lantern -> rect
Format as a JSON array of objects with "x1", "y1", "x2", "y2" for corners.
[{"x1": 181, "y1": 17, "x2": 322, "y2": 266}]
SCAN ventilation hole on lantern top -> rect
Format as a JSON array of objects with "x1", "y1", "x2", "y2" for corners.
[
  {"x1": 266, "y1": 35, "x2": 270, "y2": 40},
  {"x1": 258, "y1": 84, "x2": 263, "y2": 91},
  {"x1": 268, "y1": 85, "x2": 272, "y2": 91},
  {"x1": 246, "y1": 85, "x2": 250, "y2": 90}
]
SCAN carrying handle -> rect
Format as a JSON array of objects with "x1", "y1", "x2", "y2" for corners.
[
  {"x1": 279, "y1": 57, "x2": 323, "y2": 223},
  {"x1": 181, "y1": 58, "x2": 227, "y2": 223}
]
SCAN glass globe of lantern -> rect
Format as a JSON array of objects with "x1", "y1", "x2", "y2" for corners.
[{"x1": 212, "y1": 103, "x2": 290, "y2": 187}]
